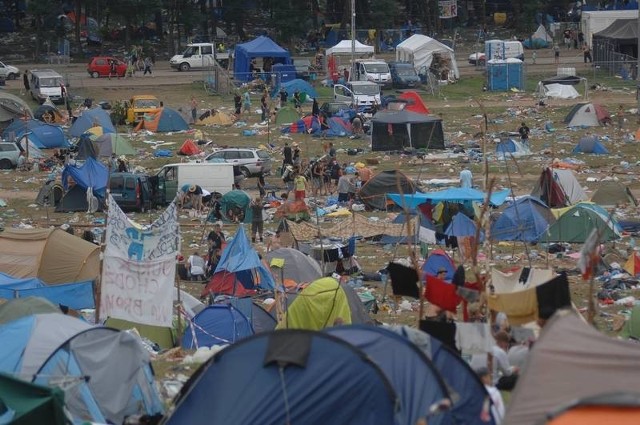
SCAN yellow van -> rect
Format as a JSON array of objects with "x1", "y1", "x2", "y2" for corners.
[{"x1": 124, "y1": 95, "x2": 161, "y2": 124}]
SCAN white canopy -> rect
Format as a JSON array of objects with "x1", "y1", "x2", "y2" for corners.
[
  {"x1": 540, "y1": 83, "x2": 580, "y2": 99},
  {"x1": 326, "y1": 39, "x2": 375, "y2": 56},
  {"x1": 396, "y1": 34, "x2": 459, "y2": 79}
]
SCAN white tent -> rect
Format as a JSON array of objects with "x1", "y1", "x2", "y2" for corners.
[
  {"x1": 326, "y1": 40, "x2": 375, "y2": 56},
  {"x1": 538, "y1": 83, "x2": 580, "y2": 99},
  {"x1": 395, "y1": 34, "x2": 459, "y2": 79},
  {"x1": 531, "y1": 24, "x2": 553, "y2": 43}
]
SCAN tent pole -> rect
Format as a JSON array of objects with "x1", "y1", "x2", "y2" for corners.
[
  {"x1": 95, "y1": 195, "x2": 108, "y2": 324},
  {"x1": 175, "y1": 263, "x2": 183, "y2": 344}
]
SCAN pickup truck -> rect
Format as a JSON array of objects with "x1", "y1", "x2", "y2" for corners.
[{"x1": 124, "y1": 95, "x2": 161, "y2": 125}]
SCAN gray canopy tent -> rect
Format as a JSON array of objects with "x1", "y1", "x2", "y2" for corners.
[{"x1": 371, "y1": 110, "x2": 444, "y2": 151}]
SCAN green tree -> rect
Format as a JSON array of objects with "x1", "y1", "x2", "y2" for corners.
[
  {"x1": 27, "y1": 0, "x2": 52, "y2": 59},
  {"x1": 268, "y1": 0, "x2": 310, "y2": 45}
]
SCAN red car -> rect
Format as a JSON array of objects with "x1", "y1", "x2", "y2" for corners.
[{"x1": 87, "y1": 56, "x2": 127, "y2": 78}]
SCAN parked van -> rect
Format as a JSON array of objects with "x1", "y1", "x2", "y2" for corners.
[
  {"x1": 156, "y1": 162, "x2": 234, "y2": 203},
  {"x1": 28, "y1": 69, "x2": 65, "y2": 104},
  {"x1": 484, "y1": 40, "x2": 524, "y2": 61},
  {"x1": 109, "y1": 172, "x2": 154, "y2": 212},
  {"x1": 388, "y1": 61, "x2": 421, "y2": 88},
  {"x1": 333, "y1": 81, "x2": 381, "y2": 115},
  {"x1": 353, "y1": 60, "x2": 391, "y2": 87},
  {"x1": 169, "y1": 43, "x2": 230, "y2": 71}
]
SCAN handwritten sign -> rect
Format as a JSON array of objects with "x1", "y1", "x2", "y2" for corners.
[
  {"x1": 439, "y1": 0, "x2": 457, "y2": 19},
  {"x1": 100, "y1": 195, "x2": 179, "y2": 327}
]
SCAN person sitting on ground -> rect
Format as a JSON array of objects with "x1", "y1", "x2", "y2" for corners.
[
  {"x1": 187, "y1": 251, "x2": 207, "y2": 281},
  {"x1": 470, "y1": 330, "x2": 518, "y2": 388}
]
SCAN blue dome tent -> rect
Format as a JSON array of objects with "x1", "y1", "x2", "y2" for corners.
[
  {"x1": 2, "y1": 119, "x2": 69, "y2": 149},
  {"x1": 69, "y1": 107, "x2": 116, "y2": 137},
  {"x1": 491, "y1": 196, "x2": 554, "y2": 242},
  {"x1": 182, "y1": 304, "x2": 254, "y2": 349},
  {"x1": 572, "y1": 135, "x2": 609, "y2": 154}
]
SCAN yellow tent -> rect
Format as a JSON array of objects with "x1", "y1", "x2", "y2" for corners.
[
  {"x1": 86, "y1": 126, "x2": 104, "y2": 136},
  {"x1": 195, "y1": 111, "x2": 234, "y2": 126}
]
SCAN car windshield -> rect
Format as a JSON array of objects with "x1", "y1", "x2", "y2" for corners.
[
  {"x1": 351, "y1": 84, "x2": 380, "y2": 95},
  {"x1": 395, "y1": 67, "x2": 416, "y2": 76},
  {"x1": 134, "y1": 99, "x2": 160, "y2": 108},
  {"x1": 363, "y1": 63, "x2": 389, "y2": 74},
  {"x1": 181, "y1": 46, "x2": 197, "y2": 56},
  {"x1": 41, "y1": 77, "x2": 63, "y2": 87}
]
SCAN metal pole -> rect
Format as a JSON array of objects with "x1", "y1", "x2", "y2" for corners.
[{"x1": 351, "y1": 0, "x2": 355, "y2": 77}]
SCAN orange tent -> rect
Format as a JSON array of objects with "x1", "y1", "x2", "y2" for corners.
[
  {"x1": 547, "y1": 406, "x2": 640, "y2": 425},
  {"x1": 134, "y1": 107, "x2": 189, "y2": 133},
  {"x1": 398, "y1": 91, "x2": 430, "y2": 114},
  {"x1": 178, "y1": 139, "x2": 202, "y2": 156},
  {"x1": 624, "y1": 253, "x2": 640, "y2": 276}
]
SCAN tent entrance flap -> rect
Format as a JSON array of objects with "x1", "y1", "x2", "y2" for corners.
[{"x1": 264, "y1": 331, "x2": 312, "y2": 367}]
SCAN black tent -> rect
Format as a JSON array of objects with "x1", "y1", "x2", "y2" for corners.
[
  {"x1": 35, "y1": 180, "x2": 63, "y2": 206},
  {"x1": 55, "y1": 185, "x2": 103, "y2": 212},
  {"x1": 593, "y1": 19, "x2": 638, "y2": 62},
  {"x1": 370, "y1": 110, "x2": 445, "y2": 152},
  {"x1": 358, "y1": 170, "x2": 416, "y2": 210},
  {"x1": 74, "y1": 135, "x2": 97, "y2": 160}
]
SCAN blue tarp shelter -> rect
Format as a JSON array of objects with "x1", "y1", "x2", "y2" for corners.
[
  {"x1": 572, "y1": 135, "x2": 609, "y2": 154},
  {"x1": 61, "y1": 156, "x2": 108, "y2": 196},
  {"x1": 281, "y1": 78, "x2": 318, "y2": 99},
  {"x1": 163, "y1": 330, "x2": 398, "y2": 425},
  {"x1": 389, "y1": 188, "x2": 511, "y2": 210},
  {"x1": 327, "y1": 325, "x2": 452, "y2": 425},
  {"x1": 2, "y1": 119, "x2": 69, "y2": 149},
  {"x1": 233, "y1": 36, "x2": 292, "y2": 82},
  {"x1": 491, "y1": 196, "x2": 554, "y2": 242},
  {"x1": 203, "y1": 226, "x2": 276, "y2": 296},
  {"x1": 387, "y1": 325, "x2": 497, "y2": 425},
  {"x1": 182, "y1": 304, "x2": 254, "y2": 349},
  {"x1": 69, "y1": 108, "x2": 116, "y2": 137},
  {"x1": 0, "y1": 272, "x2": 95, "y2": 309},
  {"x1": 422, "y1": 249, "x2": 456, "y2": 281}
]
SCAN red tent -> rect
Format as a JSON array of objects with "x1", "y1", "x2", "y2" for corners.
[
  {"x1": 178, "y1": 139, "x2": 201, "y2": 156},
  {"x1": 624, "y1": 253, "x2": 640, "y2": 277},
  {"x1": 398, "y1": 91, "x2": 430, "y2": 115},
  {"x1": 202, "y1": 271, "x2": 257, "y2": 297}
]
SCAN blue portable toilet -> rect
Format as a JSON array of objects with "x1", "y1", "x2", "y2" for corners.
[
  {"x1": 506, "y1": 58, "x2": 524, "y2": 90},
  {"x1": 272, "y1": 63, "x2": 296, "y2": 84},
  {"x1": 487, "y1": 59, "x2": 524, "y2": 91}
]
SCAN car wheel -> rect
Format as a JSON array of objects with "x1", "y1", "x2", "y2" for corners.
[
  {"x1": 0, "y1": 159, "x2": 13, "y2": 169},
  {"x1": 7, "y1": 73, "x2": 16, "y2": 80},
  {"x1": 179, "y1": 63, "x2": 190, "y2": 72},
  {"x1": 478, "y1": 59, "x2": 486, "y2": 66},
  {"x1": 91, "y1": 71, "x2": 100, "y2": 78},
  {"x1": 240, "y1": 167, "x2": 251, "y2": 178}
]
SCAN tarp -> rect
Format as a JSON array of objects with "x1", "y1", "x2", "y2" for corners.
[
  {"x1": 491, "y1": 196, "x2": 555, "y2": 242},
  {"x1": 591, "y1": 180, "x2": 638, "y2": 207},
  {"x1": 202, "y1": 226, "x2": 275, "y2": 297},
  {"x1": 396, "y1": 34, "x2": 460, "y2": 78},
  {"x1": 0, "y1": 273, "x2": 95, "y2": 310},
  {"x1": 389, "y1": 188, "x2": 511, "y2": 210},
  {"x1": 164, "y1": 330, "x2": 398, "y2": 425},
  {"x1": 572, "y1": 135, "x2": 609, "y2": 154},
  {"x1": 2, "y1": 119, "x2": 68, "y2": 148},
  {"x1": 265, "y1": 248, "x2": 323, "y2": 284},
  {"x1": 541, "y1": 83, "x2": 580, "y2": 99},
  {"x1": 0, "y1": 228, "x2": 100, "y2": 284},
  {"x1": 0, "y1": 372, "x2": 67, "y2": 425},
  {"x1": 326, "y1": 39, "x2": 375, "y2": 55},
  {"x1": 61, "y1": 156, "x2": 109, "y2": 196},
  {"x1": 69, "y1": 108, "x2": 115, "y2": 137},
  {"x1": 504, "y1": 311, "x2": 640, "y2": 425},
  {"x1": 0, "y1": 91, "x2": 33, "y2": 123},
  {"x1": 327, "y1": 325, "x2": 452, "y2": 425},
  {"x1": 564, "y1": 103, "x2": 611, "y2": 127},
  {"x1": 134, "y1": 107, "x2": 189, "y2": 132},
  {"x1": 371, "y1": 110, "x2": 445, "y2": 151},
  {"x1": 359, "y1": 170, "x2": 416, "y2": 210},
  {"x1": 234, "y1": 36, "x2": 291, "y2": 82},
  {"x1": 182, "y1": 304, "x2": 254, "y2": 348}
]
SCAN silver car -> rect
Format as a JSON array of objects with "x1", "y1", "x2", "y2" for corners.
[
  {"x1": 0, "y1": 61, "x2": 20, "y2": 80},
  {"x1": 206, "y1": 148, "x2": 272, "y2": 177},
  {"x1": 0, "y1": 142, "x2": 21, "y2": 169}
]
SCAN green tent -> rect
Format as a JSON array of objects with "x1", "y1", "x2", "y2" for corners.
[
  {"x1": 0, "y1": 373, "x2": 68, "y2": 425},
  {"x1": 0, "y1": 297, "x2": 60, "y2": 325},
  {"x1": 209, "y1": 190, "x2": 253, "y2": 224},
  {"x1": 620, "y1": 305, "x2": 640, "y2": 340},
  {"x1": 543, "y1": 204, "x2": 621, "y2": 243},
  {"x1": 276, "y1": 277, "x2": 354, "y2": 330},
  {"x1": 275, "y1": 106, "x2": 299, "y2": 126},
  {"x1": 104, "y1": 317, "x2": 176, "y2": 350}
]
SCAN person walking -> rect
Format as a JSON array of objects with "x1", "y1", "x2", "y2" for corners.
[
  {"x1": 292, "y1": 142, "x2": 301, "y2": 167},
  {"x1": 233, "y1": 92, "x2": 242, "y2": 116},
  {"x1": 582, "y1": 44, "x2": 592, "y2": 64},
  {"x1": 250, "y1": 197, "x2": 264, "y2": 243},
  {"x1": 293, "y1": 90, "x2": 302, "y2": 114},
  {"x1": 312, "y1": 98, "x2": 320, "y2": 117},
  {"x1": 279, "y1": 87, "x2": 288, "y2": 110},
  {"x1": 143, "y1": 57, "x2": 153, "y2": 76},
  {"x1": 282, "y1": 142, "x2": 293, "y2": 175},
  {"x1": 260, "y1": 91, "x2": 269, "y2": 123},
  {"x1": 108, "y1": 60, "x2": 118, "y2": 80},
  {"x1": 242, "y1": 90, "x2": 251, "y2": 116},
  {"x1": 518, "y1": 122, "x2": 530, "y2": 149},
  {"x1": 293, "y1": 171, "x2": 308, "y2": 201},
  {"x1": 617, "y1": 105, "x2": 625, "y2": 133},
  {"x1": 553, "y1": 44, "x2": 560, "y2": 65},
  {"x1": 459, "y1": 165, "x2": 473, "y2": 189},
  {"x1": 190, "y1": 96, "x2": 198, "y2": 124}
]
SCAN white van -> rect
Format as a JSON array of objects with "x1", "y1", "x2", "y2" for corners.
[
  {"x1": 334, "y1": 81, "x2": 381, "y2": 115},
  {"x1": 169, "y1": 43, "x2": 230, "y2": 71},
  {"x1": 28, "y1": 69, "x2": 65, "y2": 104},
  {"x1": 156, "y1": 162, "x2": 234, "y2": 202},
  {"x1": 353, "y1": 60, "x2": 391, "y2": 87},
  {"x1": 484, "y1": 40, "x2": 524, "y2": 61}
]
